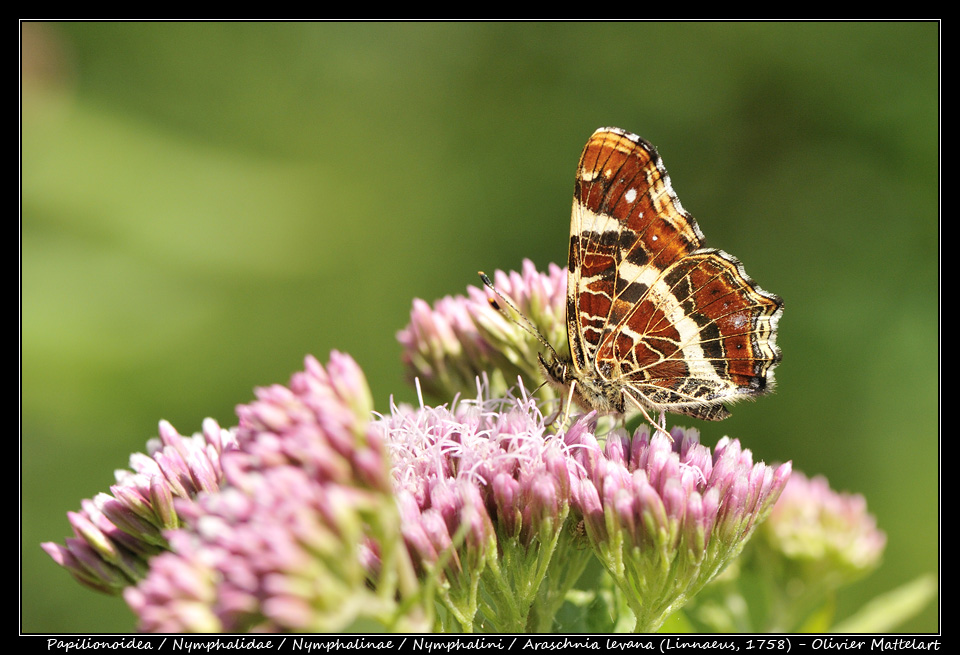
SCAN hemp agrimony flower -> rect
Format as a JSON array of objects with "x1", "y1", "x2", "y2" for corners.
[
  {"x1": 565, "y1": 417, "x2": 791, "y2": 632},
  {"x1": 397, "y1": 259, "x2": 567, "y2": 405},
  {"x1": 762, "y1": 471, "x2": 886, "y2": 578},
  {"x1": 45, "y1": 262, "x2": 907, "y2": 634},
  {"x1": 42, "y1": 418, "x2": 237, "y2": 594},
  {"x1": 381, "y1": 387, "x2": 588, "y2": 632},
  {"x1": 123, "y1": 352, "x2": 428, "y2": 632},
  {"x1": 682, "y1": 470, "x2": 889, "y2": 633}
]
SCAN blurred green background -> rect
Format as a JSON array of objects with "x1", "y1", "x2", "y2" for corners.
[{"x1": 22, "y1": 22, "x2": 938, "y2": 633}]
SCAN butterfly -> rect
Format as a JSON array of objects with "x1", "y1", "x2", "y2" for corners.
[{"x1": 486, "y1": 128, "x2": 782, "y2": 426}]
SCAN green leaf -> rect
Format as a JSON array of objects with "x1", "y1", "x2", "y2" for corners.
[
  {"x1": 831, "y1": 574, "x2": 936, "y2": 633},
  {"x1": 797, "y1": 598, "x2": 835, "y2": 633}
]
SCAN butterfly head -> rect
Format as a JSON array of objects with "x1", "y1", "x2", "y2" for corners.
[
  {"x1": 537, "y1": 350, "x2": 568, "y2": 389},
  {"x1": 537, "y1": 350, "x2": 626, "y2": 416}
]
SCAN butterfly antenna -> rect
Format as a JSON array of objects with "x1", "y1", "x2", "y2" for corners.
[{"x1": 478, "y1": 271, "x2": 559, "y2": 358}]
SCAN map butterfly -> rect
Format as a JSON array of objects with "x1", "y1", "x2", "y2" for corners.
[{"x1": 487, "y1": 128, "x2": 783, "y2": 424}]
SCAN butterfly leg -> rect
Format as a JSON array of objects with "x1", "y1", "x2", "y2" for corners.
[
  {"x1": 560, "y1": 379, "x2": 577, "y2": 428},
  {"x1": 658, "y1": 409, "x2": 670, "y2": 440},
  {"x1": 542, "y1": 379, "x2": 577, "y2": 430},
  {"x1": 645, "y1": 407, "x2": 672, "y2": 441},
  {"x1": 625, "y1": 396, "x2": 673, "y2": 441}
]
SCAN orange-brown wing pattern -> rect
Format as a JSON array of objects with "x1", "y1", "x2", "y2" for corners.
[{"x1": 566, "y1": 128, "x2": 782, "y2": 420}]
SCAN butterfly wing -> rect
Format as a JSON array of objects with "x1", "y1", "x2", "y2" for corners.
[
  {"x1": 608, "y1": 247, "x2": 783, "y2": 420},
  {"x1": 568, "y1": 127, "x2": 782, "y2": 420}
]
